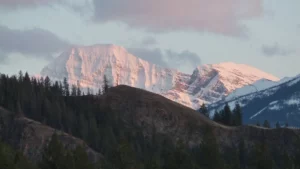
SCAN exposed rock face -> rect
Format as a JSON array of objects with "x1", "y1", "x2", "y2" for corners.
[
  {"x1": 40, "y1": 44, "x2": 279, "y2": 109},
  {"x1": 0, "y1": 107, "x2": 102, "y2": 163}
]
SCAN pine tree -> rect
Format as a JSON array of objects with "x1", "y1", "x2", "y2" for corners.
[
  {"x1": 44, "y1": 76, "x2": 51, "y2": 91},
  {"x1": 238, "y1": 139, "x2": 246, "y2": 169},
  {"x1": 111, "y1": 138, "x2": 137, "y2": 169},
  {"x1": 97, "y1": 88, "x2": 102, "y2": 96},
  {"x1": 256, "y1": 121, "x2": 261, "y2": 127},
  {"x1": 223, "y1": 103, "x2": 232, "y2": 125},
  {"x1": 63, "y1": 77, "x2": 70, "y2": 96},
  {"x1": 18, "y1": 70, "x2": 23, "y2": 82},
  {"x1": 197, "y1": 126, "x2": 222, "y2": 169},
  {"x1": 73, "y1": 146, "x2": 93, "y2": 169},
  {"x1": 87, "y1": 88, "x2": 91, "y2": 96},
  {"x1": 263, "y1": 120, "x2": 271, "y2": 128},
  {"x1": 253, "y1": 141, "x2": 273, "y2": 169},
  {"x1": 285, "y1": 122, "x2": 289, "y2": 128},
  {"x1": 102, "y1": 75, "x2": 109, "y2": 94},
  {"x1": 76, "y1": 81, "x2": 81, "y2": 96},
  {"x1": 40, "y1": 132, "x2": 66, "y2": 169},
  {"x1": 213, "y1": 110, "x2": 221, "y2": 123},
  {"x1": 276, "y1": 121, "x2": 281, "y2": 129},
  {"x1": 71, "y1": 85, "x2": 77, "y2": 96},
  {"x1": 232, "y1": 103, "x2": 242, "y2": 126},
  {"x1": 199, "y1": 103, "x2": 209, "y2": 117}
]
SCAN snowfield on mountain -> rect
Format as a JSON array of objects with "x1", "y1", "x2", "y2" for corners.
[{"x1": 41, "y1": 44, "x2": 279, "y2": 109}]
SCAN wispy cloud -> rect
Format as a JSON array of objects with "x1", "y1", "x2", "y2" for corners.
[
  {"x1": 128, "y1": 48, "x2": 201, "y2": 73},
  {"x1": 0, "y1": 0, "x2": 61, "y2": 9},
  {"x1": 92, "y1": 0, "x2": 263, "y2": 36},
  {"x1": 261, "y1": 43, "x2": 294, "y2": 57}
]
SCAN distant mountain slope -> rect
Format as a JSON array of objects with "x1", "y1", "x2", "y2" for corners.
[
  {"x1": 41, "y1": 44, "x2": 279, "y2": 109},
  {"x1": 209, "y1": 74, "x2": 300, "y2": 127}
]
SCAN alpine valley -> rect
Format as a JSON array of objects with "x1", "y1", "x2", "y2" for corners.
[{"x1": 40, "y1": 44, "x2": 279, "y2": 110}]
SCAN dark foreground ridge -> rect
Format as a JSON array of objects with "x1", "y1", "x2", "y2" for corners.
[{"x1": 0, "y1": 72, "x2": 300, "y2": 169}]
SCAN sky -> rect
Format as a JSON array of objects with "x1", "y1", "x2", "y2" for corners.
[{"x1": 0, "y1": 0, "x2": 299, "y2": 78}]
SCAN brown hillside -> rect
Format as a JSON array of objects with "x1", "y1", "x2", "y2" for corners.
[{"x1": 0, "y1": 107, "x2": 102, "y2": 163}]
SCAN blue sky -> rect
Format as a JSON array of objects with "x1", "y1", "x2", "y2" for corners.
[{"x1": 0, "y1": 0, "x2": 299, "y2": 78}]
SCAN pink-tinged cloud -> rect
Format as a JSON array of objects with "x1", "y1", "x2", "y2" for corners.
[
  {"x1": 93, "y1": 0, "x2": 263, "y2": 36},
  {"x1": 0, "y1": 0, "x2": 60, "y2": 9}
]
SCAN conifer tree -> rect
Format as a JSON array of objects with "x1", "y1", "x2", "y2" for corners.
[
  {"x1": 102, "y1": 75, "x2": 109, "y2": 94},
  {"x1": 213, "y1": 110, "x2": 221, "y2": 123},
  {"x1": 71, "y1": 85, "x2": 77, "y2": 96},
  {"x1": 232, "y1": 103, "x2": 242, "y2": 126},
  {"x1": 40, "y1": 132, "x2": 66, "y2": 169},
  {"x1": 223, "y1": 103, "x2": 232, "y2": 125},
  {"x1": 199, "y1": 103, "x2": 209, "y2": 117},
  {"x1": 263, "y1": 120, "x2": 271, "y2": 128},
  {"x1": 238, "y1": 139, "x2": 246, "y2": 169},
  {"x1": 285, "y1": 122, "x2": 289, "y2": 128},
  {"x1": 76, "y1": 80, "x2": 81, "y2": 96},
  {"x1": 63, "y1": 77, "x2": 70, "y2": 96},
  {"x1": 72, "y1": 146, "x2": 93, "y2": 169},
  {"x1": 197, "y1": 126, "x2": 222, "y2": 169},
  {"x1": 256, "y1": 121, "x2": 261, "y2": 127},
  {"x1": 276, "y1": 121, "x2": 281, "y2": 129}
]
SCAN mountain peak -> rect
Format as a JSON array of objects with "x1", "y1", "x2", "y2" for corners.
[
  {"x1": 186, "y1": 62, "x2": 279, "y2": 104},
  {"x1": 41, "y1": 44, "x2": 279, "y2": 109},
  {"x1": 196, "y1": 62, "x2": 279, "y2": 81}
]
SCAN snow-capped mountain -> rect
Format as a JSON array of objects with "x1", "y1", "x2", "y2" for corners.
[
  {"x1": 209, "y1": 74, "x2": 300, "y2": 127},
  {"x1": 41, "y1": 44, "x2": 279, "y2": 109}
]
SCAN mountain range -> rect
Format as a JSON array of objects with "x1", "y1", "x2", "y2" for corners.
[
  {"x1": 209, "y1": 74, "x2": 300, "y2": 127},
  {"x1": 40, "y1": 44, "x2": 279, "y2": 109}
]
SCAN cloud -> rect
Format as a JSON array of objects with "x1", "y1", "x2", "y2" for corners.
[
  {"x1": 0, "y1": 25, "x2": 70, "y2": 61},
  {"x1": 261, "y1": 43, "x2": 294, "y2": 57},
  {"x1": 92, "y1": 0, "x2": 263, "y2": 36},
  {"x1": 140, "y1": 37, "x2": 157, "y2": 46},
  {"x1": 128, "y1": 48, "x2": 167, "y2": 67},
  {"x1": 128, "y1": 48, "x2": 201, "y2": 73},
  {"x1": 0, "y1": 0, "x2": 60, "y2": 9}
]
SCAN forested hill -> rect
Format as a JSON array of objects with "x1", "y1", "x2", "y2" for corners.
[{"x1": 0, "y1": 71, "x2": 300, "y2": 169}]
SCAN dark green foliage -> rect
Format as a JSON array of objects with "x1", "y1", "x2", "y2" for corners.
[
  {"x1": 238, "y1": 139, "x2": 246, "y2": 169},
  {"x1": 263, "y1": 120, "x2": 271, "y2": 128},
  {"x1": 0, "y1": 141, "x2": 37, "y2": 169},
  {"x1": 102, "y1": 75, "x2": 109, "y2": 94},
  {"x1": 199, "y1": 103, "x2": 209, "y2": 117},
  {"x1": 223, "y1": 103, "x2": 232, "y2": 125},
  {"x1": 232, "y1": 102, "x2": 242, "y2": 126},
  {"x1": 40, "y1": 133, "x2": 94, "y2": 169},
  {"x1": 256, "y1": 121, "x2": 261, "y2": 126},
  {"x1": 0, "y1": 71, "x2": 299, "y2": 169},
  {"x1": 252, "y1": 141, "x2": 273, "y2": 169},
  {"x1": 63, "y1": 77, "x2": 70, "y2": 96},
  {"x1": 276, "y1": 121, "x2": 281, "y2": 129},
  {"x1": 285, "y1": 122, "x2": 289, "y2": 128},
  {"x1": 213, "y1": 103, "x2": 242, "y2": 126},
  {"x1": 194, "y1": 126, "x2": 223, "y2": 169}
]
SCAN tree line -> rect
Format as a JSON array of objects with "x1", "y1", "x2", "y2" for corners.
[
  {"x1": 199, "y1": 103, "x2": 242, "y2": 126},
  {"x1": 0, "y1": 71, "x2": 300, "y2": 169}
]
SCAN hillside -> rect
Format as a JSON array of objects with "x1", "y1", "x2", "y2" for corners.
[
  {"x1": 209, "y1": 74, "x2": 300, "y2": 127},
  {"x1": 40, "y1": 44, "x2": 279, "y2": 109},
  {"x1": 0, "y1": 107, "x2": 102, "y2": 163},
  {"x1": 0, "y1": 72, "x2": 299, "y2": 169}
]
